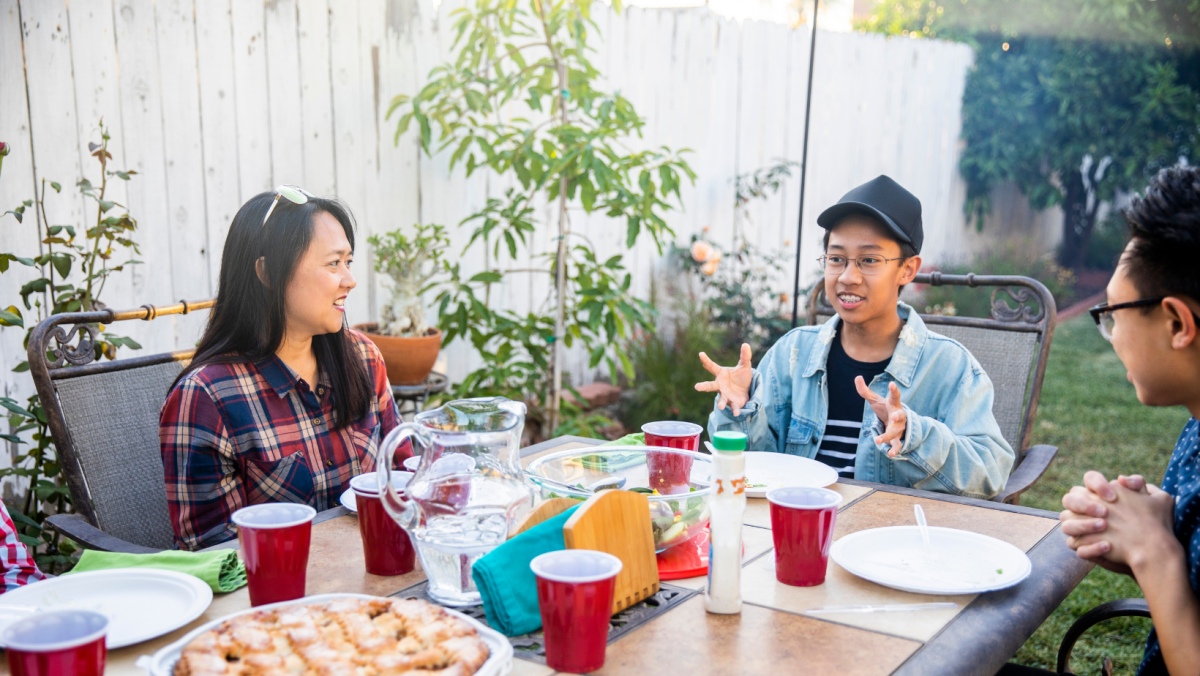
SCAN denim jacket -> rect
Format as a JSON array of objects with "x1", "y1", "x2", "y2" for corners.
[{"x1": 708, "y1": 302, "x2": 1015, "y2": 499}]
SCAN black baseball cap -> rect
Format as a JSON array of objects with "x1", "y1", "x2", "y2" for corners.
[{"x1": 816, "y1": 175, "x2": 923, "y2": 254}]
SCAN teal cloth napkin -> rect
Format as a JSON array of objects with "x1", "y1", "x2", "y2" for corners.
[
  {"x1": 473, "y1": 505, "x2": 580, "y2": 636},
  {"x1": 66, "y1": 549, "x2": 247, "y2": 593}
]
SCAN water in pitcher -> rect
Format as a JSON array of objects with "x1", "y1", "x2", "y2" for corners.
[
  {"x1": 381, "y1": 398, "x2": 533, "y2": 606},
  {"x1": 408, "y1": 473, "x2": 529, "y2": 605}
]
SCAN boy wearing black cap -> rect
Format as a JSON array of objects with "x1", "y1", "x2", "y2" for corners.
[{"x1": 697, "y1": 175, "x2": 1015, "y2": 498}]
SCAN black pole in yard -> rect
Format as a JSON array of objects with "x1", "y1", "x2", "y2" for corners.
[{"x1": 790, "y1": 0, "x2": 820, "y2": 329}]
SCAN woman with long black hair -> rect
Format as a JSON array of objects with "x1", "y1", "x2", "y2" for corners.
[{"x1": 161, "y1": 187, "x2": 404, "y2": 550}]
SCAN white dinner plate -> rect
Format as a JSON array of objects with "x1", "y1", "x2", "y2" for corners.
[
  {"x1": 830, "y1": 526, "x2": 1032, "y2": 595},
  {"x1": 339, "y1": 488, "x2": 358, "y2": 512},
  {"x1": 744, "y1": 452, "x2": 839, "y2": 497},
  {"x1": 141, "y1": 593, "x2": 513, "y2": 676},
  {"x1": 0, "y1": 568, "x2": 212, "y2": 648}
]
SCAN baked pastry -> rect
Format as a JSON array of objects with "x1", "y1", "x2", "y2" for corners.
[{"x1": 174, "y1": 597, "x2": 489, "y2": 676}]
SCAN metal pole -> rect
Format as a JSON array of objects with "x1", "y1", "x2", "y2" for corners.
[{"x1": 790, "y1": 0, "x2": 820, "y2": 328}]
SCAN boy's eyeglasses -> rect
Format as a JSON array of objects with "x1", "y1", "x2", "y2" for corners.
[
  {"x1": 817, "y1": 254, "x2": 906, "y2": 276},
  {"x1": 1089, "y1": 297, "x2": 1200, "y2": 341},
  {"x1": 262, "y1": 185, "x2": 315, "y2": 226}
]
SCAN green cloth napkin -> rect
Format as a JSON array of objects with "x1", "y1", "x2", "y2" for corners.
[
  {"x1": 472, "y1": 505, "x2": 580, "y2": 637},
  {"x1": 604, "y1": 432, "x2": 644, "y2": 446},
  {"x1": 66, "y1": 549, "x2": 247, "y2": 593}
]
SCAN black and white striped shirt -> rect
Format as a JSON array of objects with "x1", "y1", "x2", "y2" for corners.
[{"x1": 818, "y1": 330, "x2": 891, "y2": 476}]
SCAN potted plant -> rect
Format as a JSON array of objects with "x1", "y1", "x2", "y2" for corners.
[{"x1": 353, "y1": 223, "x2": 448, "y2": 386}]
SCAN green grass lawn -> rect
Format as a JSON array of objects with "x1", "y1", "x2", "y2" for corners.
[{"x1": 1009, "y1": 315, "x2": 1192, "y2": 674}]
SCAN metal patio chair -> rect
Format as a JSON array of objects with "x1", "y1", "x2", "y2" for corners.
[
  {"x1": 28, "y1": 299, "x2": 215, "y2": 553},
  {"x1": 807, "y1": 272, "x2": 1058, "y2": 504}
]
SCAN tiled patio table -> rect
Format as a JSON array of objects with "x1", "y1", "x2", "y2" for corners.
[{"x1": 77, "y1": 435, "x2": 1091, "y2": 676}]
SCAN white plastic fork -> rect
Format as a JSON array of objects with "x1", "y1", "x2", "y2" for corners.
[{"x1": 915, "y1": 503, "x2": 932, "y2": 546}]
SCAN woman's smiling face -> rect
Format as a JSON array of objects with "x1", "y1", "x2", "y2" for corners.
[{"x1": 283, "y1": 210, "x2": 357, "y2": 339}]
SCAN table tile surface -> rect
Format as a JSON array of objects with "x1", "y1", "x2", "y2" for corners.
[
  {"x1": 593, "y1": 596, "x2": 922, "y2": 676},
  {"x1": 50, "y1": 437, "x2": 1078, "y2": 676}
]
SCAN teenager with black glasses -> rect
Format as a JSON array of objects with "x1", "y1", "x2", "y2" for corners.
[{"x1": 1060, "y1": 166, "x2": 1200, "y2": 676}]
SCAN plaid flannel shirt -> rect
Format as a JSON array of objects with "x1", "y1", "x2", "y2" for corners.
[
  {"x1": 2, "y1": 501, "x2": 46, "y2": 592},
  {"x1": 161, "y1": 330, "x2": 404, "y2": 551}
]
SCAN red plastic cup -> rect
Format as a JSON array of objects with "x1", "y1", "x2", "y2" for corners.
[
  {"x1": 768, "y1": 486, "x2": 842, "y2": 586},
  {"x1": 643, "y1": 422, "x2": 701, "y2": 496},
  {"x1": 232, "y1": 502, "x2": 317, "y2": 606},
  {"x1": 642, "y1": 420, "x2": 702, "y2": 451},
  {"x1": 2, "y1": 609, "x2": 107, "y2": 676},
  {"x1": 351, "y1": 471, "x2": 416, "y2": 576},
  {"x1": 531, "y1": 549, "x2": 623, "y2": 674}
]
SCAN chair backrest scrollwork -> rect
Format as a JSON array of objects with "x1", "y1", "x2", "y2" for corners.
[{"x1": 27, "y1": 299, "x2": 215, "y2": 549}]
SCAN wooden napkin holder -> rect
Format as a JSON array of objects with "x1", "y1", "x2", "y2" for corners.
[
  {"x1": 564, "y1": 490, "x2": 660, "y2": 614},
  {"x1": 509, "y1": 490, "x2": 660, "y2": 614}
]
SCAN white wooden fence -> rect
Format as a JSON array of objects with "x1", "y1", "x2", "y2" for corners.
[{"x1": 1, "y1": 0, "x2": 1041, "y2": 452}]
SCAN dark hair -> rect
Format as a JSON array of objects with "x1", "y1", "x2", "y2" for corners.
[
  {"x1": 172, "y1": 191, "x2": 372, "y2": 430},
  {"x1": 1122, "y1": 165, "x2": 1200, "y2": 307}
]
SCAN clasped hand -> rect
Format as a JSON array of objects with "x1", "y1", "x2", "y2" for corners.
[{"x1": 1060, "y1": 471, "x2": 1177, "y2": 575}]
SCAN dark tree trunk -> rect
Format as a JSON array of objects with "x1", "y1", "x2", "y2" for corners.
[{"x1": 1058, "y1": 169, "x2": 1099, "y2": 271}]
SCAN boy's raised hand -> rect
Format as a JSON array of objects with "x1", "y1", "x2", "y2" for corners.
[
  {"x1": 855, "y1": 377, "x2": 907, "y2": 457},
  {"x1": 695, "y1": 343, "x2": 754, "y2": 416}
]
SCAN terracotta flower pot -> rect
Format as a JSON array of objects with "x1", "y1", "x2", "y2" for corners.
[{"x1": 352, "y1": 323, "x2": 443, "y2": 386}]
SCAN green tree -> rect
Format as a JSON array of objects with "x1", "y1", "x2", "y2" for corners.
[
  {"x1": 859, "y1": 0, "x2": 1200, "y2": 269},
  {"x1": 388, "y1": 0, "x2": 694, "y2": 435}
]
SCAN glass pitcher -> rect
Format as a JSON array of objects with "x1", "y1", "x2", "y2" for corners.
[{"x1": 376, "y1": 397, "x2": 533, "y2": 606}]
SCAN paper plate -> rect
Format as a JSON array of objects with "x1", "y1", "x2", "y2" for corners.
[
  {"x1": 339, "y1": 488, "x2": 358, "y2": 513},
  {"x1": 830, "y1": 526, "x2": 1032, "y2": 595},
  {"x1": 140, "y1": 593, "x2": 513, "y2": 676},
  {"x1": 0, "y1": 568, "x2": 212, "y2": 648},
  {"x1": 744, "y1": 452, "x2": 839, "y2": 497}
]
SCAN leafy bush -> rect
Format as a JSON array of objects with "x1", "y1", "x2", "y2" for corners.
[
  {"x1": 0, "y1": 123, "x2": 142, "y2": 572},
  {"x1": 389, "y1": 0, "x2": 694, "y2": 439},
  {"x1": 1083, "y1": 210, "x2": 1129, "y2": 271},
  {"x1": 673, "y1": 235, "x2": 792, "y2": 367},
  {"x1": 909, "y1": 241, "x2": 1077, "y2": 319},
  {"x1": 618, "y1": 299, "x2": 735, "y2": 433}
]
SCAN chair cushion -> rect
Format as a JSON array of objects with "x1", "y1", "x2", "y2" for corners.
[
  {"x1": 928, "y1": 324, "x2": 1038, "y2": 449},
  {"x1": 54, "y1": 361, "x2": 186, "y2": 550}
]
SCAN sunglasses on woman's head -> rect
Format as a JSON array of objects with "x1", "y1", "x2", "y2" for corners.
[{"x1": 262, "y1": 185, "x2": 315, "y2": 226}]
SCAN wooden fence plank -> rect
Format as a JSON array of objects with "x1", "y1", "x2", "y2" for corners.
[
  {"x1": 329, "y1": 0, "x2": 370, "y2": 326},
  {"x1": 264, "y1": 0, "x2": 306, "y2": 187},
  {"x1": 153, "y1": 0, "x2": 213, "y2": 348},
  {"x1": 297, "y1": 0, "x2": 337, "y2": 197},
  {"x1": 112, "y1": 0, "x2": 178, "y2": 353},
  {"x1": 0, "y1": 0, "x2": 41, "y2": 408},
  {"x1": 196, "y1": 0, "x2": 243, "y2": 288},
  {"x1": 229, "y1": 0, "x2": 273, "y2": 201}
]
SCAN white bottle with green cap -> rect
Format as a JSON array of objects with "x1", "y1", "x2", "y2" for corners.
[{"x1": 705, "y1": 431, "x2": 746, "y2": 614}]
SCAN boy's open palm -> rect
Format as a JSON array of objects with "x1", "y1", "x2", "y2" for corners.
[
  {"x1": 695, "y1": 343, "x2": 754, "y2": 416},
  {"x1": 855, "y1": 377, "x2": 907, "y2": 457}
]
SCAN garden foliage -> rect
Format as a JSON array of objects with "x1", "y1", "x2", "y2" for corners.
[
  {"x1": 0, "y1": 124, "x2": 142, "y2": 571},
  {"x1": 387, "y1": 0, "x2": 694, "y2": 437},
  {"x1": 860, "y1": 0, "x2": 1200, "y2": 270},
  {"x1": 620, "y1": 162, "x2": 795, "y2": 432}
]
